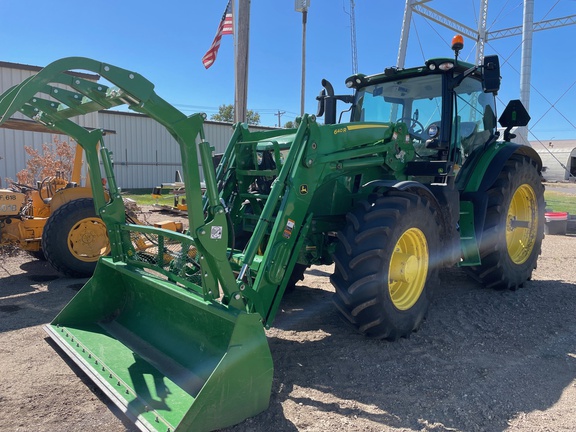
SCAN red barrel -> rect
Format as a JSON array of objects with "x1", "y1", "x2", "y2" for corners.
[{"x1": 545, "y1": 212, "x2": 568, "y2": 235}]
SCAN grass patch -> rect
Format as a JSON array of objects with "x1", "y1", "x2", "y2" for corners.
[
  {"x1": 122, "y1": 188, "x2": 173, "y2": 206},
  {"x1": 544, "y1": 190, "x2": 576, "y2": 215},
  {"x1": 123, "y1": 188, "x2": 575, "y2": 215}
]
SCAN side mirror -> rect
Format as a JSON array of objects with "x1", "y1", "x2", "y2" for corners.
[
  {"x1": 316, "y1": 89, "x2": 326, "y2": 117},
  {"x1": 483, "y1": 55, "x2": 500, "y2": 94}
]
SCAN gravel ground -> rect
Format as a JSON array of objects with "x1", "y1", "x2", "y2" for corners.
[{"x1": 0, "y1": 208, "x2": 575, "y2": 432}]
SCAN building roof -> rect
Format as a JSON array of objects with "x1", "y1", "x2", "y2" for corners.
[
  {"x1": 531, "y1": 139, "x2": 576, "y2": 152},
  {"x1": 0, "y1": 60, "x2": 99, "y2": 81}
]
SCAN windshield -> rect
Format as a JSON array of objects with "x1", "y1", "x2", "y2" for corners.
[
  {"x1": 352, "y1": 75, "x2": 443, "y2": 125},
  {"x1": 352, "y1": 74, "x2": 495, "y2": 157}
]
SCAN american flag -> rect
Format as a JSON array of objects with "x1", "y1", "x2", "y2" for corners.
[{"x1": 202, "y1": 1, "x2": 234, "y2": 69}]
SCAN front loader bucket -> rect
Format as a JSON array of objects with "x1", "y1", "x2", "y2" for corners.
[{"x1": 44, "y1": 258, "x2": 273, "y2": 432}]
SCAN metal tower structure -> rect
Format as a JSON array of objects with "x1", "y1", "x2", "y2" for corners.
[
  {"x1": 397, "y1": 0, "x2": 576, "y2": 145},
  {"x1": 343, "y1": 1, "x2": 359, "y2": 74},
  {"x1": 350, "y1": 0, "x2": 358, "y2": 74}
]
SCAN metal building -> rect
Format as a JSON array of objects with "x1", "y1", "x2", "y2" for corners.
[
  {"x1": 0, "y1": 61, "x2": 99, "y2": 187},
  {"x1": 98, "y1": 110, "x2": 243, "y2": 189},
  {"x1": 0, "y1": 60, "x2": 274, "y2": 190},
  {"x1": 532, "y1": 139, "x2": 576, "y2": 182}
]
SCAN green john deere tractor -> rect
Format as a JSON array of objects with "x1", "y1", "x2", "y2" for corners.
[{"x1": 0, "y1": 39, "x2": 544, "y2": 431}]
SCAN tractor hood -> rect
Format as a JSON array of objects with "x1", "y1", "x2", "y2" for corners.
[{"x1": 249, "y1": 121, "x2": 396, "y2": 154}]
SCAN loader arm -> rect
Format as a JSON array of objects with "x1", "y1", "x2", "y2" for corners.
[
  {"x1": 0, "y1": 57, "x2": 421, "y2": 431},
  {"x1": 0, "y1": 58, "x2": 274, "y2": 431},
  {"x1": 0, "y1": 57, "x2": 238, "y2": 303},
  {"x1": 221, "y1": 118, "x2": 407, "y2": 325}
]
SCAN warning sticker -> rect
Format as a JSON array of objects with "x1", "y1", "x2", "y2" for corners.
[
  {"x1": 211, "y1": 226, "x2": 223, "y2": 239},
  {"x1": 283, "y1": 219, "x2": 296, "y2": 239}
]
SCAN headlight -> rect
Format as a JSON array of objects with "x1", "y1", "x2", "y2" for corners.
[{"x1": 438, "y1": 62, "x2": 454, "y2": 71}]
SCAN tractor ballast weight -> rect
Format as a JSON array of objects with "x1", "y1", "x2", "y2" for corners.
[{"x1": 0, "y1": 48, "x2": 544, "y2": 431}]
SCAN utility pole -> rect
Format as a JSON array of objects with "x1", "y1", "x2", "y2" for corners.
[
  {"x1": 295, "y1": 0, "x2": 310, "y2": 116},
  {"x1": 235, "y1": 0, "x2": 250, "y2": 123},
  {"x1": 276, "y1": 110, "x2": 286, "y2": 127}
]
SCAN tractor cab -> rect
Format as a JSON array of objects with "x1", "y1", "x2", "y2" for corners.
[
  {"x1": 349, "y1": 70, "x2": 497, "y2": 161},
  {"x1": 318, "y1": 35, "x2": 502, "y2": 169}
]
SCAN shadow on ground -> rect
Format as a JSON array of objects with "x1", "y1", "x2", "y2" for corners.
[
  {"x1": 0, "y1": 258, "x2": 87, "y2": 332},
  {"x1": 227, "y1": 270, "x2": 576, "y2": 431}
]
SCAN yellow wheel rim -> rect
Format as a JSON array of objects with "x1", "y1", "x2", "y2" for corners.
[
  {"x1": 507, "y1": 184, "x2": 538, "y2": 264},
  {"x1": 388, "y1": 228, "x2": 429, "y2": 311},
  {"x1": 67, "y1": 217, "x2": 110, "y2": 263}
]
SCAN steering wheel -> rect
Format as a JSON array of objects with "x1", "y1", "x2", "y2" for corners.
[{"x1": 398, "y1": 117, "x2": 425, "y2": 140}]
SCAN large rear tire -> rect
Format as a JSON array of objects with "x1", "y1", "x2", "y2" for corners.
[
  {"x1": 331, "y1": 191, "x2": 440, "y2": 340},
  {"x1": 43, "y1": 198, "x2": 110, "y2": 277},
  {"x1": 466, "y1": 155, "x2": 544, "y2": 290}
]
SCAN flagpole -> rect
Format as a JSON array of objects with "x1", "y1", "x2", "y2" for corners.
[
  {"x1": 233, "y1": 0, "x2": 238, "y2": 121},
  {"x1": 295, "y1": 1, "x2": 310, "y2": 117},
  {"x1": 235, "y1": 0, "x2": 250, "y2": 123}
]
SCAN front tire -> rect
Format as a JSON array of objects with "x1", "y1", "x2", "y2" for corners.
[
  {"x1": 331, "y1": 191, "x2": 440, "y2": 340},
  {"x1": 43, "y1": 198, "x2": 110, "y2": 277},
  {"x1": 466, "y1": 155, "x2": 544, "y2": 290}
]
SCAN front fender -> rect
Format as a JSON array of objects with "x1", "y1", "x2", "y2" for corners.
[{"x1": 50, "y1": 186, "x2": 107, "y2": 213}]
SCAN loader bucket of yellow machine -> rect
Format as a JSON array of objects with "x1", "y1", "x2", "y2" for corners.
[{"x1": 44, "y1": 257, "x2": 273, "y2": 432}]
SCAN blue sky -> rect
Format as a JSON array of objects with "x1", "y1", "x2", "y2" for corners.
[{"x1": 2, "y1": 0, "x2": 575, "y2": 141}]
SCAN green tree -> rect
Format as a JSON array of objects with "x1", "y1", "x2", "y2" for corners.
[
  {"x1": 211, "y1": 104, "x2": 261, "y2": 125},
  {"x1": 283, "y1": 118, "x2": 300, "y2": 129}
]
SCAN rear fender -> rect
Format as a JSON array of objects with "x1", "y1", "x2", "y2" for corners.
[
  {"x1": 458, "y1": 142, "x2": 542, "y2": 194},
  {"x1": 458, "y1": 142, "x2": 543, "y2": 256}
]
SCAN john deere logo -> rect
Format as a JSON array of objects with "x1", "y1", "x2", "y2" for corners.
[{"x1": 300, "y1": 184, "x2": 308, "y2": 195}]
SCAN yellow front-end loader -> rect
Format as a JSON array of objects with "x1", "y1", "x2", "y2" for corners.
[{"x1": 0, "y1": 143, "x2": 110, "y2": 276}]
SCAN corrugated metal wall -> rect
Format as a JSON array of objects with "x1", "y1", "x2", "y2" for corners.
[
  {"x1": 100, "y1": 111, "x2": 240, "y2": 190},
  {"x1": 532, "y1": 140, "x2": 576, "y2": 182},
  {"x1": 0, "y1": 61, "x2": 276, "y2": 190},
  {"x1": 535, "y1": 147, "x2": 573, "y2": 182},
  {"x1": 0, "y1": 63, "x2": 98, "y2": 187}
]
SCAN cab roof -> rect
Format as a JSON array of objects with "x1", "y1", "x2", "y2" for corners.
[{"x1": 346, "y1": 58, "x2": 480, "y2": 88}]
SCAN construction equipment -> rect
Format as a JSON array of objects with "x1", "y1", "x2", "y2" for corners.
[
  {"x1": 0, "y1": 36, "x2": 544, "y2": 431},
  {"x1": 151, "y1": 154, "x2": 222, "y2": 214},
  {"x1": 151, "y1": 171, "x2": 189, "y2": 213},
  {"x1": 0, "y1": 117, "x2": 181, "y2": 279},
  {"x1": 0, "y1": 145, "x2": 111, "y2": 276}
]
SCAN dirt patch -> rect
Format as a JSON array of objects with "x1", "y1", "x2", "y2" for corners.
[{"x1": 1, "y1": 207, "x2": 575, "y2": 431}]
